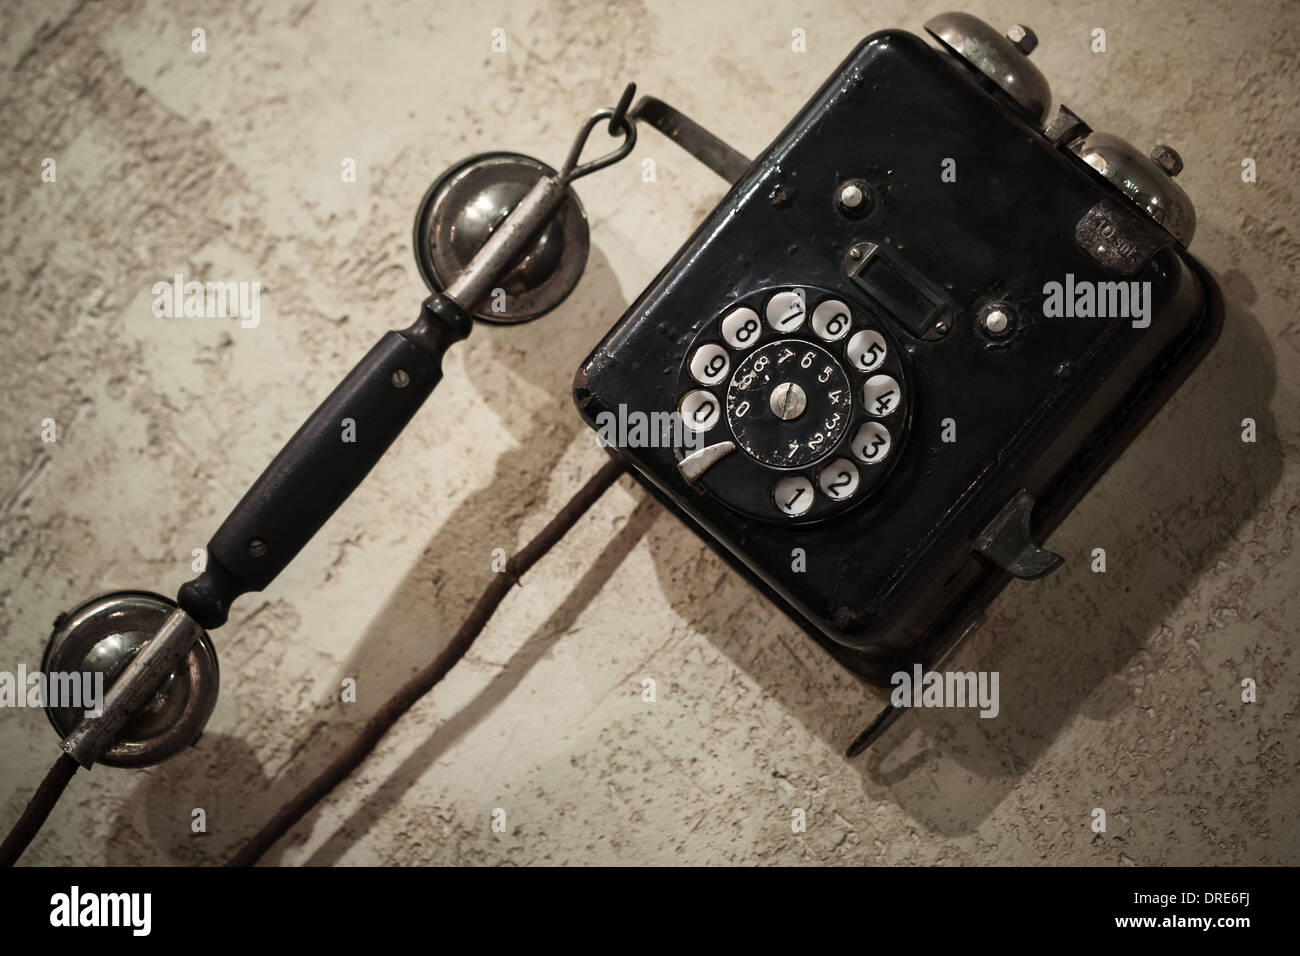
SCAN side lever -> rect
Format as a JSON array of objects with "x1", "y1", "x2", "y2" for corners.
[{"x1": 973, "y1": 490, "x2": 1064, "y2": 580}]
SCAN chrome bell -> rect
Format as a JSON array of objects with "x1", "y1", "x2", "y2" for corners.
[
  {"x1": 1069, "y1": 133, "x2": 1197, "y2": 245},
  {"x1": 925, "y1": 12, "x2": 1052, "y2": 127}
]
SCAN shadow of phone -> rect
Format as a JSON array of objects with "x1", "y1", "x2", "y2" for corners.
[{"x1": 104, "y1": 732, "x2": 288, "y2": 866}]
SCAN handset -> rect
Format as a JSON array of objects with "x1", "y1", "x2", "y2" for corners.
[
  {"x1": 178, "y1": 294, "x2": 471, "y2": 629},
  {"x1": 39, "y1": 101, "x2": 636, "y2": 771}
]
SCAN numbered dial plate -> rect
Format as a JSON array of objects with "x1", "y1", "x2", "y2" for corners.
[
  {"x1": 674, "y1": 285, "x2": 912, "y2": 522},
  {"x1": 727, "y1": 341, "x2": 852, "y2": 467}
]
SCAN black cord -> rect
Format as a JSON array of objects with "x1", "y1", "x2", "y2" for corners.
[
  {"x1": 0, "y1": 753, "x2": 79, "y2": 866},
  {"x1": 0, "y1": 453, "x2": 627, "y2": 867},
  {"x1": 226, "y1": 456, "x2": 628, "y2": 866}
]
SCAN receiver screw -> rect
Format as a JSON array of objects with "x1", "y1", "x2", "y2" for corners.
[{"x1": 248, "y1": 538, "x2": 267, "y2": 558}]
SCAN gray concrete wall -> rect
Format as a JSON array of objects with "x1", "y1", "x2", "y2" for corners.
[{"x1": 1, "y1": 0, "x2": 1296, "y2": 865}]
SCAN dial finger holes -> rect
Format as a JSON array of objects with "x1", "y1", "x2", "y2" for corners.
[
  {"x1": 862, "y1": 374, "x2": 901, "y2": 417},
  {"x1": 680, "y1": 389, "x2": 721, "y2": 433},
  {"x1": 690, "y1": 343, "x2": 730, "y2": 385},
  {"x1": 765, "y1": 289, "x2": 807, "y2": 333},
  {"x1": 721, "y1": 307, "x2": 762, "y2": 350},
  {"x1": 680, "y1": 285, "x2": 910, "y2": 523},
  {"x1": 847, "y1": 329, "x2": 887, "y2": 371},
  {"x1": 774, "y1": 474, "x2": 814, "y2": 517},
  {"x1": 811, "y1": 299, "x2": 851, "y2": 342},
  {"x1": 818, "y1": 458, "x2": 860, "y2": 500},
  {"x1": 852, "y1": 421, "x2": 891, "y2": 463}
]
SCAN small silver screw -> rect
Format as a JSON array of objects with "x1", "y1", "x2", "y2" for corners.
[
  {"x1": 769, "y1": 382, "x2": 808, "y2": 421},
  {"x1": 839, "y1": 183, "x2": 864, "y2": 209},
  {"x1": 248, "y1": 538, "x2": 267, "y2": 558},
  {"x1": 1006, "y1": 24, "x2": 1038, "y2": 55},
  {"x1": 391, "y1": 368, "x2": 411, "y2": 388},
  {"x1": 982, "y1": 308, "x2": 1010, "y2": 335},
  {"x1": 1149, "y1": 145, "x2": 1184, "y2": 177}
]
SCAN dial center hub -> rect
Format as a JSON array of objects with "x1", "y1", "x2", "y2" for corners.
[
  {"x1": 726, "y1": 340, "x2": 852, "y2": 468},
  {"x1": 770, "y1": 382, "x2": 807, "y2": 420}
]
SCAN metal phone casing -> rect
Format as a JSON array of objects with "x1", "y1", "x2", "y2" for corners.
[{"x1": 574, "y1": 29, "x2": 1223, "y2": 683}]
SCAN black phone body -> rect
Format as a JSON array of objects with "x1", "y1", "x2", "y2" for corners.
[{"x1": 574, "y1": 29, "x2": 1222, "y2": 684}]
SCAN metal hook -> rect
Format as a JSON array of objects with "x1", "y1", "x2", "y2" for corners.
[
  {"x1": 560, "y1": 105, "x2": 637, "y2": 183},
  {"x1": 609, "y1": 82, "x2": 636, "y2": 136}
]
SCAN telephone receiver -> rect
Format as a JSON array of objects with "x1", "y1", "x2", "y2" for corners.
[
  {"x1": 37, "y1": 88, "x2": 712, "y2": 769},
  {"x1": 39, "y1": 12, "x2": 1220, "y2": 771}
]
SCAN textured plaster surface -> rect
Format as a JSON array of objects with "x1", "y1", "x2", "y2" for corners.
[{"x1": 0, "y1": 0, "x2": 1296, "y2": 866}]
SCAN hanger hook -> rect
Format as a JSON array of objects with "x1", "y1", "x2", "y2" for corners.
[{"x1": 560, "y1": 95, "x2": 638, "y2": 183}]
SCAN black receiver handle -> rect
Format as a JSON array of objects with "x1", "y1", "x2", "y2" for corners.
[{"x1": 178, "y1": 293, "x2": 472, "y2": 628}]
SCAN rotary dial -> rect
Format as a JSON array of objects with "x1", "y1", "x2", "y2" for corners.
[{"x1": 673, "y1": 285, "x2": 911, "y2": 522}]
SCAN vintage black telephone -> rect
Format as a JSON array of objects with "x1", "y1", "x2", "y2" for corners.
[
  {"x1": 575, "y1": 14, "x2": 1221, "y2": 748},
  {"x1": 17, "y1": 12, "x2": 1220, "y2": 839}
]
